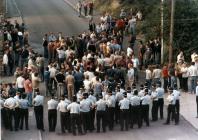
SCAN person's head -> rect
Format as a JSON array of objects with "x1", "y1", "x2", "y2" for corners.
[
  {"x1": 73, "y1": 96, "x2": 77, "y2": 102},
  {"x1": 133, "y1": 89, "x2": 138, "y2": 96},
  {"x1": 144, "y1": 89, "x2": 148, "y2": 95},
  {"x1": 168, "y1": 87, "x2": 173, "y2": 94},
  {"x1": 22, "y1": 94, "x2": 27, "y2": 99},
  {"x1": 127, "y1": 87, "x2": 131, "y2": 93},
  {"x1": 123, "y1": 92, "x2": 127, "y2": 98},
  {"x1": 60, "y1": 95, "x2": 65, "y2": 100}
]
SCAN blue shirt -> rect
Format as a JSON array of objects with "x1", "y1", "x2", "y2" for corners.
[{"x1": 20, "y1": 99, "x2": 29, "y2": 109}]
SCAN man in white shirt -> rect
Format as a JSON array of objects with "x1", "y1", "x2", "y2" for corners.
[
  {"x1": 126, "y1": 63, "x2": 134, "y2": 88},
  {"x1": 3, "y1": 50, "x2": 9, "y2": 76},
  {"x1": 188, "y1": 62, "x2": 198, "y2": 94},
  {"x1": 57, "y1": 95, "x2": 71, "y2": 133},
  {"x1": 49, "y1": 64, "x2": 57, "y2": 90},
  {"x1": 47, "y1": 95, "x2": 58, "y2": 132},
  {"x1": 152, "y1": 65, "x2": 162, "y2": 84},
  {"x1": 67, "y1": 96, "x2": 83, "y2": 135},
  {"x1": 33, "y1": 90, "x2": 44, "y2": 131},
  {"x1": 16, "y1": 74, "x2": 25, "y2": 94}
]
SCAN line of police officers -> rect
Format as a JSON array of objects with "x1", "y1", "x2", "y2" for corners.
[{"x1": 0, "y1": 82, "x2": 180, "y2": 135}]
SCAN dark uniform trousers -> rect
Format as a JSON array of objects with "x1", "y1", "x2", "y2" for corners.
[
  {"x1": 141, "y1": 105, "x2": 149, "y2": 126},
  {"x1": 107, "y1": 107, "x2": 115, "y2": 130},
  {"x1": 175, "y1": 100, "x2": 179, "y2": 124},
  {"x1": 158, "y1": 98, "x2": 164, "y2": 119},
  {"x1": 81, "y1": 112, "x2": 91, "y2": 133},
  {"x1": 96, "y1": 110, "x2": 106, "y2": 132},
  {"x1": 152, "y1": 100, "x2": 158, "y2": 121},
  {"x1": 166, "y1": 104, "x2": 175, "y2": 124},
  {"x1": 20, "y1": 108, "x2": 29, "y2": 129},
  {"x1": 70, "y1": 113, "x2": 82, "y2": 135},
  {"x1": 115, "y1": 102, "x2": 120, "y2": 123},
  {"x1": 131, "y1": 105, "x2": 141, "y2": 128},
  {"x1": 120, "y1": 109, "x2": 129, "y2": 131},
  {"x1": 15, "y1": 107, "x2": 21, "y2": 130},
  {"x1": 34, "y1": 105, "x2": 44, "y2": 130},
  {"x1": 48, "y1": 109, "x2": 57, "y2": 131},
  {"x1": 7, "y1": 109, "x2": 17, "y2": 131},
  {"x1": 60, "y1": 112, "x2": 71, "y2": 133},
  {"x1": 1, "y1": 108, "x2": 9, "y2": 129},
  {"x1": 90, "y1": 108, "x2": 95, "y2": 130}
]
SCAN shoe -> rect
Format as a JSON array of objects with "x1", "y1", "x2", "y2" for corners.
[
  {"x1": 41, "y1": 129, "x2": 45, "y2": 131},
  {"x1": 26, "y1": 128, "x2": 29, "y2": 130},
  {"x1": 163, "y1": 122, "x2": 170, "y2": 125}
]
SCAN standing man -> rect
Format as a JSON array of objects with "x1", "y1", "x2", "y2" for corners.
[
  {"x1": 76, "y1": 1, "x2": 82, "y2": 17},
  {"x1": 55, "y1": 69, "x2": 65, "y2": 98},
  {"x1": 47, "y1": 95, "x2": 58, "y2": 132},
  {"x1": 19, "y1": 94, "x2": 29, "y2": 130},
  {"x1": 67, "y1": 96, "x2": 83, "y2": 136},
  {"x1": 119, "y1": 92, "x2": 130, "y2": 131},
  {"x1": 164, "y1": 87, "x2": 176, "y2": 125},
  {"x1": 156, "y1": 82, "x2": 164, "y2": 119},
  {"x1": 141, "y1": 89, "x2": 151, "y2": 126},
  {"x1": 4, "y1": 94, "x2": 19, "y2": 131},
  {"x1": 33, "y1": 89, "x2": 45, "y2": 131},
  {"x1": 130, "y1": 89, "x2": 141, "y2": 128},
  {"x1": 173, "y1": 84, "x2": 180, "y2": 125},
  {"x1": 106, "y1": 89, "x2": 116, "y2": 131},
  {"x1": 151, "y1": 84, "x2": 158, "y2": 121},
  {"x1": 80, "y1": 93, "x2": 92, "y2": 133},
  {"x1": 95, "y1": 95, "x2": 107, "y2": 133},
  {"x1": 57, "y1": 95, "x2": 71, "y2": 133},
  {"x1": 65, "y1": 71, "x2": 75, "y2": 101}
]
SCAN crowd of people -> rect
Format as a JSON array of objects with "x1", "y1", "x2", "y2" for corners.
[{"x1": 0, "y1": 2, "x2": 198, "y2": 137}]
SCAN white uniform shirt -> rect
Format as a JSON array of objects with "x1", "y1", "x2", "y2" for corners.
[
  {"x1": 4, "y1": 97, "x2": 17, "y2": 109},
  {"x1": 119, "y1": 98, "x2": 130, "y2": 109},
  {"x1": 167, "y1": 94, "x2": 176, "y2": 105},
  {"x1": 130, "y1": 95, "x2": 141, "y2": 106},
  {"x1": 196, "y1": 85, "x2": 198, "y2": 96},
  {"x1": 173, "y1": 90, "x2": 180, "y2": 100},
  {"x1": 67, "y1": 102, "x2": 80, "y2": 114},
  {"x1": 48, "y1": 99, "x2": 58, "y2": 110},
  {"x1": 57, "y1": 100, "x2": 68, "y2": 112},
  {"x1": 156, "y1": 87, "x2": 164, "y2": 99},
  {"x1": 33, "y1": 95, "x2": 44, "y2": 106},
  {"x1": 151, "y1": 91, "x2": 158, "y2": 101},
  {"x1": 80, "y1": 99, "x2": 92, "y2": 112},
  {"x1": 141, "y1": 95, "x2": 151, "y2": 105},
  {"x1": 96, "y1": 99, "x2": 106, "y2": 111}
]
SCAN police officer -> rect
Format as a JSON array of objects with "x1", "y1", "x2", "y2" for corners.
[
  {"x1": 95, "y1": 95, "x2": 107, "y2": 133},
  {"x1": 156, "y1": 82, "x2": 164, "y2": 119},
  {"x1": 19, "y1": 94, "x2": 29, "y2": 130},
  {"x1": 130, "y1": 89, "x2": 141, "y2": 128},
  {"x1": 151, "y1": 84, "x2": 158, "y2": 121},
  {"x1": 106, "y1": 89, "x2": 116, "y2": 131},
  {"x1": 164, "y1": 87, "x2": 176, "y2": 125},
  {"x1": 0, "y1": 96, "x2": 7, "y2": 129},
  {"x1": 88, "y1": 90, "x2": 96, "y2": 131},
  {"x1": 33, "y1": 89, "x2": 45, "y2": 131},
  {"x1": 119, "y1": 92, "x2": 130, "y2": 131},
  {"x1": 173, "y1": 84, "x2": 180, "y2": 125},
  {"x1": 14, "y1": 92, "x2": 21, "y2": 130},
  {"x1": 4, "y1": 94, "x2": 19, "y2": 131},
  {"x1": 80, "y1": 93, "x2": 92, "y2": 133},
  {"x1": 47, "y1": 95, "x2": 58, "y2": 132},
  {"x1": 67, "y1": 96, "x2": 83, "y2": 136},
  {"x1": 115, "y1": 85, "x2": 124, "y2": 124},
  {"x1": 57, "y1": 95, "x2": 70, "y2": 133},
  {"x1": 141, "y1": 89, "x2": 151, "y2": 126}
]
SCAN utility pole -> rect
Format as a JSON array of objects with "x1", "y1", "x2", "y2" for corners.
[
  {"x1": 169, "y1": 0, "x2": 175, "y2": 64},
  {"x1": 161, "y1": 0, "x2": 164, "y2": 64}
]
